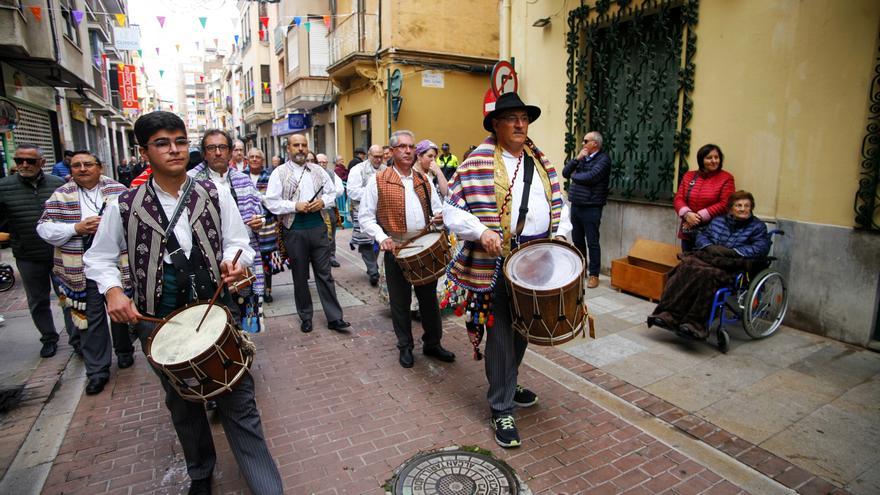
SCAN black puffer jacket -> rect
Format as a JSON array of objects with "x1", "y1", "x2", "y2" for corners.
[
  {"x1": 0, "y1": 172, "x2": 65, "y2": 260},
  {"x1": 562, "y1": 151, "x2": 612, "y2": 206}
]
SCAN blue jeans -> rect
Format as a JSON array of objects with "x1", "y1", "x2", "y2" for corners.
[{"x1": 571, "y1": 205, "x2": 603, "y2": 277}]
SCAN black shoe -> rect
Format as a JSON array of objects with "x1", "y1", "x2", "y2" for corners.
[
  {"x1": 72, "y1": 345, "x2": 83, "y2": 357},
  {"x1": 330, "y1": 258, "x2": 341, "y2": 267},
  {"x1": 423, "y1": 345, "x2": 455, "y2": 362},
  {"x1": 264, "y1": 293, "x2": 273, "y2": 303},
  {"x1": 188, "y1": 477, "x2": 212, "y2": 495},
  {"x1": 411, "y1": 309, "x2": 421, "y2": 321},
  {"x1": 117, "y1": 354, "x2": 134, "y2": 369},
  {"x1": 679, "y1": 322, "x2": 708, "y2": 340},
  {"x1": 85, "y1": 376, "x2": 108, "y2": 395},
  {"x1": 399, "y1": 347, "x2": 414, "y2": 368},
  {"x1": 327, "y1": 319, "x2": 351, "y2": 331},
  {"x1": 40, "y1": 342, "x2": 57, "y2": 358},
  {"x1": 301, "y1": 319, "x2": 313, "y2": 333},
  {"x1": 491, "y1": 414, "x2": 521, "y2": 448},
  {"x1": 369, "y1": 275, "x2": 379, "y2": 287},
  {"x1": 205, "y1": 400, "x2": 217, "y2": 411},
  {"x1": 513, "y1": 385, "x2": 538, "y2": 408}
]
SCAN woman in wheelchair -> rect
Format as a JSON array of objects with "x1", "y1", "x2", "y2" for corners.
[{"x1": 648, "y1": 190, "x2": 770, "y2": 341}]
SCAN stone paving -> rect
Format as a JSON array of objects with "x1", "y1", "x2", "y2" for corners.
[{"x1": 0, "y1": 234, "x2": 875, "y2": 494}]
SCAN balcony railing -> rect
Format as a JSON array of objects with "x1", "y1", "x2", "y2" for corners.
[
  {"x1": 329, "y1": 10, "x2": 379, "y2": 65},
  {"x1": 243, "y1": 96, "x2": 254, "y2": 109},
  {"x1": 92, "y1": 65, "x2": 106, "y2": 98},
  {"x1": 262, "y1": 91, "x2": 271, "y2": 104}
]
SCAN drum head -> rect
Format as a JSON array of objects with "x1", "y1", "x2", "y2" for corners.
[
  {"x1": 151, "y1": 305, "x2": 227, "y2": 365},
  {"x1": 507, "y1": 242, "x2": 582, "y2": 290},
  {"x1": 400, "y1": 232, "x2": 442, "y2": 256}
]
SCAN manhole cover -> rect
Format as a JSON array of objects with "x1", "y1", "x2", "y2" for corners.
[{"x1": 392, "y1": 448, "x2": 520, "y2": 495}]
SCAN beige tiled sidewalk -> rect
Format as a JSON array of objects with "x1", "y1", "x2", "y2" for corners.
[{"x1": 561, "y1": 277, "x2": 880, "y2": 495}]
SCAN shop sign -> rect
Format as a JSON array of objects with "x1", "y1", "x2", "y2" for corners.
[
  {"x1": 272, "y1": 113, "x2": 311, "y2": 136},
  {"x1": 1, "y1": 62, "x2": 55, "y2": 111},
  {"x1": 117, "y1": 64, "x2": 139, "y2": 112}
]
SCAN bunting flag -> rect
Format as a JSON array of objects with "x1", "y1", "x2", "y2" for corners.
[
  {"x1": 140, "y1": 66, "x2": 145, "y2": 74},
  {"x1": 159, "y1": 70, "x2": 165, "y2": 78},
  {"x1": 157, "y1": 16, "x2": 166, "y2": 28},
  {"x1": 175, "y1": 44, "x2": 180, "y2": 53},
  {"x1": 199, "y1": 17, "x2": 207, "y2": 29},
  {"x1": 305, "y1": 21, "x2": 311, "y2": 33},
  {"x1": 137, "y1": 49, "x2": 143, "y2": 57},
  {"x1": 29, "y1": 6, "x2": 41, "y2": 22},
  {"x1": 170, "y1": 104, "x2": 173, "y2": 111},
  {"x1": 234, "y1": 34, "x2": 239, "y2": 44},
  {"x1": 156, "y1": 47, "x2": 160, "y2": 55},
  {"x1": 259, "y1": 16, "x2": 269, "y2": 29},
  {"x1": 115, "y1": 14, "x2": 126, "y2": 27},
  {"x1": 195, "y1": 42, "x2": 200, "y2": 50},
  {"x1": 118, "y1": 63, "x2": 124, "y2": 71},
  {"x1": 323, "y1": 15, "x2": 331, "y2": 29},
  {"x1": 72, "y1": 10, "x2": 84, "y2": 25},
  {"x1": 213, "y1": 38, "x2": 218, "y2": 48},
  {"x1": 293, "y1": 16, "x2": 301, "y2": 27},
  {"x1": 262, "y1": 82, "x2": 269, "y2": 93}
]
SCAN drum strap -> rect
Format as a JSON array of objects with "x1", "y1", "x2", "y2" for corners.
[
  {"x1": 420, "y1": 178, "x2": 433, "y2": 224},
  {"x1": 514, "y1": 154, "x2": 536, "y2": 239},
  {"x1": 155, "y1": 179, "x2": 216, "y2": 307}
]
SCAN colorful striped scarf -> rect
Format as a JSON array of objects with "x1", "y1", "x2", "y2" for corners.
[
  {"x1": 39, "y1": 176, "x2": 130, "y2": 329},
  {"x1": 189, "y1": 163, "x2": 266, "y2": 296},
  {"x1": 446, "y1": 135, "x2": 563, "y2": 292}
]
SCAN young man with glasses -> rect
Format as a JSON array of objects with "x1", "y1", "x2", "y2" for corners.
[
  {"x1": 0, "y1": 144, "x2": 76, "y2": 358},
  {"x1": 346, "y1": 144, "x2": 387, "y2": 285},
  {"x1": 562, "y1": 131, "x2": 612, "y2": 289},
  {"x1": 37, "y1": 151, "x2": 134, "y2": 395},
  {"x1": 443, "y1": 92, "x2": 572, "y2": 448},
  {"x1": 83, "y1": 112, "x2": 282, "y2": 495}
]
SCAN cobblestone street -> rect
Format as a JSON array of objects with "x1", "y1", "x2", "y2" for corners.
[{"x1": 0, "y1": 231, "x2": 873, "y2": 494}]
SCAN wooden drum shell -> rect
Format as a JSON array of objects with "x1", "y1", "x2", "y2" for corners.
[{"x1": 395, "y1": 231, "x2": 452, "y2": 286}]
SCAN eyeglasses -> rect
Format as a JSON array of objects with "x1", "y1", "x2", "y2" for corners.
[
  {"x1": 248, "y1": 155, "x2": 263, "y2": 160},
  {"x1": 497, "y1": 115, "x2": 530, "y2": 124},
  {"x1": 394, "y1": 144, "x2": 415, "y2": 150},
  {"x1": 13, "y1": 157, "x2": 40, "y2": 165},
  {"x1": 70, "y1": 161, "x2": 98, "y2": 169},
  {"x1": 205, "y1": 144, "x2": 230, "y2": 153},
  {"x1": 370, "y1": 155, "x2": 384, "y2": 159},
  {"x1": 145, "y1": 137, "x2": 189, "y2": 153}
]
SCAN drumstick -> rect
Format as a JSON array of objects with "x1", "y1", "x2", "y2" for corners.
[
  {"x1": 396, "y1": 244, "x2": 424, "y2": 251},
  {"x1": 137, "y1": 315, "x2": 165, "y2": 324},
  {"x1": 195, "y1": 249, "x2": 243, "y2": 333},
  {"x1": 308, "y1": 185, "x2": 324, "y2": 202}
]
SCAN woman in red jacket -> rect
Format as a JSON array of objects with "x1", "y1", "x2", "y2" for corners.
[{"x1": 673, "y1": 144, "x2": 735, "y2": 251}]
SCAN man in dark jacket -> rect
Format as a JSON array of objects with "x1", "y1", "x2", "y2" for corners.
[
  {"x1": 0, "y1": 144, "x2": 77, "y2": 358},
  {"x1": 563, "y1": 131, "x2": 612, "y2": 289}
]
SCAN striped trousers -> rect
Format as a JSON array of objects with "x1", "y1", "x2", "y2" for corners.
[{"x1": 485, "y1": 280, "x2": 529, "y2": 415}]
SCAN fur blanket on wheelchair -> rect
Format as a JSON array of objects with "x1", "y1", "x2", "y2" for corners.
[{"x1": 649, "y1": 251, "x2": 761, "y2": 339}]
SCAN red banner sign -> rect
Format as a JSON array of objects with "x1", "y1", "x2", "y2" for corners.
[{"x1": 117, "y1": 64, "x2": 139, "y2": 112}]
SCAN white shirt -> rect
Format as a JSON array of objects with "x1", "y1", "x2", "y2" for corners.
[
  {"x1": 249, "y1": 173, "x2": 260, "y2": 187},
  {"x1": 264, "y1": 161, "x2": 337, "y2": 215},
  {"x1": 443, "y1": 149, "x2": 573, "y2": 242},
  {"x1": 37, "y1": 184, "x2": 104, "y2": 247},
  {"x1": 346, "y1": 160, "x2": 381, "y2": 203},
  {"x1": 205, "y1": 166, "x2": 230, "y2": 188},
  {"x1": 83, "y1": 177, "x2": 255, "y2": 295},
  {"x1": 321, "y1": 169, "x2": 344, "y2": 211},
  {"x1": 358, "y1": 166, "x2": 444, "y2": 244},
  {"x1": 231, "y1": 160, "x2": 247, "y2": 173}
]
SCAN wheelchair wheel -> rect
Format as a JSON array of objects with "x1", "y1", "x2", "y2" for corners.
[
  {"x1": 743, "y1": 269, "x2": 788, "y2": 339},
  {"x1": 0, "y1": 264, "x2": 14, "y2": 292}
]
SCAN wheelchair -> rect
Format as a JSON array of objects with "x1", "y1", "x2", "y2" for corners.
[
  {"x1": 707, "y1": 230, "x2": 789, "y2": 353},
  {"x1": 0, "y1": 263, "x2": 13, "y2": 292}
]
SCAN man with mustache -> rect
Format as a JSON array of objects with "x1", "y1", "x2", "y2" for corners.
[
  {"x1": 37, "y1": 151, "x2": 134, "y2": 395},
  {"x1": 264, "y1": 134, "x2": 350, "y2": 334},
  {"x1": 443, "y1": 92, "x2": 572, "y2": 448}
]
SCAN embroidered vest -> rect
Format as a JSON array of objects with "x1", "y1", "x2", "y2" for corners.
[
  {"x1": 376, "y1": 167, "x2": 431, "y2": 234},
  {"x1": 118, "y1": 178, "x2": 223, "y2": 315},
  {"x1": 274, "y1": 162, "x2": 329, "y2": 229}
]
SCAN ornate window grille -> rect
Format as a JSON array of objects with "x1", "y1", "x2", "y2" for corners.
[
  {"x1": 565, "y1": 0, "x2": 699, "y2": 202},
  {"x1": 854, "y1": 30, "x2": 880, "y2": 231}
]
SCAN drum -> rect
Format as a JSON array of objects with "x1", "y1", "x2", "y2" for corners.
[
  {"x1": 503, "y1": 238, "x2": 594, "y2": 346},
  {"x1": 395, "y1": 230, "x2": 452, "y2": 286},
  {"x1": 146, "y1": 303, "x2": 252, "y2": 402}
]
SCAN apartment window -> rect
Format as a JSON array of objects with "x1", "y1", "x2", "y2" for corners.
[
  {"x1": 241, "y1": 5, "x2": 251, "y2": 49},
  {"x1": 286, "y1": 27, "x2": 299, "y2": 74},
  {"x1": 61, "y1": 1, "x2": 81, "y2": 47},
  {"x1": 261, "y1": 65, "x2": 271, "y2": 104},
  {"x1": 308, "y1": 18, "x2": 329, "y2": 76}
]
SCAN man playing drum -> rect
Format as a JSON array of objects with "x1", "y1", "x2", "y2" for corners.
[
  {"x1": 443, "y1": 92, "x2": 572, "y2": 448},
  {"x1": 359, "y1": 130, "x2": 456, "y2": 369},
  {"x1": 83, "y1": 112, "x2": 283, "y2": 495}
]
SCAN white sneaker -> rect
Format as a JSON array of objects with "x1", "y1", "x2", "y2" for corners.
[{"x1": 0, "y1": 314, "x2": 5, "y2": 325}]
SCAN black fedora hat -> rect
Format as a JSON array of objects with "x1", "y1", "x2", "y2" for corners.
[{"x1": 483, "y1": 92, "x2": 541, "y2": 132}]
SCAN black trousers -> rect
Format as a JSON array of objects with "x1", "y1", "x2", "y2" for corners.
[
  {"x1": 16, "y1": 259, "x2": 77, "y2": 347},
  {"x1": 282, "y1": 225, "x2": 343, "y2": 323},
  {"x1": 383, "y1": 251, "x2": 443, "y2": 350},
  {"x1": 135, "y1": 321, "x2": 283, "y2": 494},
  {"x1": 82, "y1": 279, "x2": 134, "y2": 379}
]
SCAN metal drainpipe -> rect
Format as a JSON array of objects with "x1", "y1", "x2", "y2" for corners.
[{"x1": 500, "y1": 0, "x2": 511, "y2": 61}]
